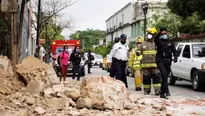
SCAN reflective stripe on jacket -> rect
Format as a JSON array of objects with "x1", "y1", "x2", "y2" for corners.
[
  {"x1": 128, "y1": 48, "x2": 143, "y2": 70},
  {"x1": 141, "y1": 49, "x2": 157, "y2": 68},
  {"x1": 133, "y1": 55, "x2": 142, "y2": 70}
]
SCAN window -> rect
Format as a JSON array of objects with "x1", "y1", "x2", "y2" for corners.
[
  {"x1": 192, "y1": 44, "x2": 205, "y2": 57},
  {"x1": 116, "y1": 17, "x2": 118, "y2": 27},
  {"x1": 182, "y1": 45, "x2": 191, "y2": 58},
  {"x1": 122, "y1": 14, "x2": 124, "y2": 25},
  {"x1": 176, "y1": 44, "x2": 184, "y2": 57}
]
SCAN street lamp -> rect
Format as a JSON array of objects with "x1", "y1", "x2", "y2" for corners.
[{"x1": 141, "y1": 1, "x2": 149, "y2": 40}]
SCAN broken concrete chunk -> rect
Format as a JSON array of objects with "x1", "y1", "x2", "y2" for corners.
[
  {"x1": 46, "y1": 98, "x2": 65, "y2": 110},
  {"x1": 69, "y1": 91, "x2": 81, "y2": 101},
  {"x1": 25, "y1": 81, "x2": 42, "y2": 95},
  {"x1": 76, "y1": 97, "x2": 92, "y2": 109},
  {"x1": 34, "y1": 107, "x2": 46, "y2": 115},
  {"x1": 80, "y1": 76, "x2": 128, "y2": 110},
  {"x1": 68, "y1": 98, "x2": 76, "y2": 107},
  {"x1": 26, "y1": 97, "x2": 35, "y2": 105}
]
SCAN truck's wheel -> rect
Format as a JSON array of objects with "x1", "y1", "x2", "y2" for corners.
[
  {"x1": 168, "y1": 72, "x2": 177, "y2": 85},
  {"x1": 192, "y1": 70, "x2": 203, "y2": 91}
]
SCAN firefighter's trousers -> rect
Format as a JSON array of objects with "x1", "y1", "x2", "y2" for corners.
[
  {"x1": 142, "y1": 68, "x2": 161, "y2": 93},
  {"x1": 134, "y1": 69, "x2": 143, "y2": 88}
]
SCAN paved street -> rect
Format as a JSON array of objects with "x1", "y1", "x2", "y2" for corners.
[{"x1": 86, "y1": 66, "x2": 205, "y2": 99}]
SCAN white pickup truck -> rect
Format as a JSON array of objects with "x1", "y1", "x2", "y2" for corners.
[{"x1": 169, "y1": 42, "x2": 205, "y2": 91}]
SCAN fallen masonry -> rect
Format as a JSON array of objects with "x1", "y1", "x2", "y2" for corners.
[{"x1": 0, "y1": 56, "x2": 205, "y2": 116}]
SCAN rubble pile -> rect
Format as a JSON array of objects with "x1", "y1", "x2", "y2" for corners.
[
  {"x1": 16, "y1": 56, "x2": 59, "y2": 86},
  {"x1": 0, "y1": 56, "x2": 205, "y2": 116},
  {"x1": 0, "y1": 56, "x2": 24, "y2": 104}
]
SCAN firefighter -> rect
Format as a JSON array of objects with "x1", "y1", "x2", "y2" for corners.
[
  {"x1": 136, "y1": 27, "x2": 161, "y2": 95},
  {"x1": 155, "y1": 27, "x2": 178, "y2": 99},
  {"x1": 128, "y1": 36, "x2": 144, "y2": 91}
]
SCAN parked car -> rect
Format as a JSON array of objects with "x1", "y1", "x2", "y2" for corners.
[
  {"x1": 102, "y1": 57, "x2": 108, "y2": 70},
  {"x1": 92, "y1": 54, "x2": 103, "y2": 67},
  {"x1": 169, "y1": 42, "x2": 205, "y2": 91}
]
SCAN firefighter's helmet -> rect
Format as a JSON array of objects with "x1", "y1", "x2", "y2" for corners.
[
  {"x1": 147, "y1": 27, "x2": 157, "y2": 35},
  {"x1": 136, "y1": 36, "x2": 144, "y2": 43}
]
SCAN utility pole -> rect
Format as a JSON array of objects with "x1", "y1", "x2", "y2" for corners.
[
  {"x1": 45, "y1": 21, "x2": 48, "y2": 50},
  {"x1": 35, "y1": 0, "x2": 41, "y2": 57},
  {"x1": 8, "y1": 0, "x2": 18, "y2": 75}
]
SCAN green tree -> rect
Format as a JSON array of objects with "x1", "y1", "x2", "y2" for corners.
[
  {"x1": 167, "y1": 0, "x2": 205, "y2": 20},
  {"x1": 178, "y1": 13, "x2": 201, "y2": 34},
  {"x1": 148, "y1": 11, "x2": 182, "y2": 38},
  {"x1": 40, "y1": 19, "x2": 65, "y2": 50},
  {"x1": 95, "y1": 42, "x2": 114, "y2": 57},
  {"x1": 70, "y1": 29, "x2": 106, "y2": 49}
]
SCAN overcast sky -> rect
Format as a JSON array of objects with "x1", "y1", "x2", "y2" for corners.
[
  {"x1": 61, "y1": 0, "x2": 131, "y2": 38},
  {"x1": 61, "y1": 0, "x2": 168, "y2": 38}
]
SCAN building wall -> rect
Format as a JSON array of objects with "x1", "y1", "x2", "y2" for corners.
[
  {"x1": 106, "y1": 3, "x2": 132, "y2": 44},
  {"x1": 130, "y1": 1, "x2": 167, "y2": 42},
  {"x1": 18, "y1": 0, "x2": 33, "y2": 61}
]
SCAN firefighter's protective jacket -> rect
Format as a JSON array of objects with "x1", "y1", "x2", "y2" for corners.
[
  {"x1": 128, "y1": 47, "x2": 143, "y2": 70},
  {"x1": 137, "y1": 41, "x2": 157, "y2": 68}
]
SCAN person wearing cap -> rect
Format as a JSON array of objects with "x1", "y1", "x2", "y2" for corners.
[
  {"x1": 109, "y1": 36, "x2": 120, "y2": 78},
  {"x1": 136, "y1": 27, "x2": 161, "y2": 95},
  {"x1": 155, "y1": 27, "x2": 178, "y2": 99},
  {"x1": 128, "y1": 36, "x2": 144, "y2": 91},
  {"x1": 110, "y1": 34, "x2": 129, "y2": 88}
]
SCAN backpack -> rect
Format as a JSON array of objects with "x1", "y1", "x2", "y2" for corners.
[{"x1": 57, "y1": 52, "x2": 64, "y2": 65}]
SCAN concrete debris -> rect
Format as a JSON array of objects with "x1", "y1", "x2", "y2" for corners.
[
  {"x1": 26, "y1": 97, "x2": 35, "y2": 105},
  {"x1": 68, "y1": 91, "x2": 81, "y2": 101},
  {"x1": 46, "y1": 98, "x2": 65, "y2": 110},
  {"x1": 0, "y1": 56, "x2": 14, "y2": 76},
  {"x1": 76, "y1": 97, "x2": 92, "y2": 109},
  {"x1": 0, "y1": 56, "x2": 205, "y2": 115},
  {"x1": 34, "y1": 107, "x2": 46, "y2": 115},
  {"x1": 68, "y1": 98, "x2": 76, "y2": 107},
  {"x1": 80, "y1": 76, "x2": 128, "y2": 110}
]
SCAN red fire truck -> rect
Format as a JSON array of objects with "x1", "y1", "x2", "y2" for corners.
[
  {"x1": 51, "y1": 39, "x2": 85, "y2": 77},
  {"x1": 51, "y1": 39, "x2": 81, "y2": 55}
]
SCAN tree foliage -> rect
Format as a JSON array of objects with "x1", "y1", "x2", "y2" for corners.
[
  {"x1": 33, "y1": 0, "x2": 76, "y2": 36},
  {"x1": 178, "y1": 13, "x2": 201, "y2": 34},
  {"x1": 149, "y1": 11, "x2": 205, "y2": 36},
  {"x1": 148, "y1": 11, "x2": 182, "y2": 38},
  {"x1": 167, "y1": 0, "x2": 205, "y2": 20},
  {"x1": 95, "y1": 42, "x2": 113, "y2": 57},
  {"x1": 40, "y1": 19, "x2": 65, "y2": 50},
  {"x1": 70, "y1": 29, "x2": 106, "y2": 49}
]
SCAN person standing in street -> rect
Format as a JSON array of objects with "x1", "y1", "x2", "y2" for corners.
[
  {"x1": 70, "y1": 46, "x2": 81, "y2": 81},
  {"x1": 155, "y1": 27, "x2": 178, "y2": 99},
  {"x1": 87, "y1": 50, "x2": 94, "y2": 74},
  {"x1": 128, "y1": 37, "x2": 144, "y2": 91},
  {"x1": 136, "y1": 27, "x2": 161, "y2": 95},
  {"x1": 109, "y1": 36, "x2": 120, "y2": 78},
  {"x1": 59, "y1": 46, "x2": 70, "y2": 82},
  {"x1": 110, "y1": 34, "x2": 129, "y2": 88}
]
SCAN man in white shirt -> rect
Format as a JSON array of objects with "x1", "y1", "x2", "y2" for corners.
[
  {"x1": 110, "y1": 34, "x2": 129, "y2": 88},
  {"x1": 109, "y1": 36, "x2": 120, "y2": 78}
]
